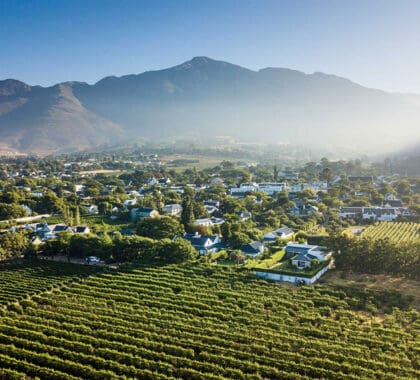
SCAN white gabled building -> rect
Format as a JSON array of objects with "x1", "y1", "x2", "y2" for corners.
[
  {"x1": 163, "y1": 204, "x2": 183, "y2": 216},
  {"x1": 339, "y1": 206, "x2": 410, "y2": 221},
  {"x1": 258, "y1": 182, "x2": 288, "y2": 195},
  {"x1": 230, "y1": 183, "x2": 258, "y2": 195},
  {"x1": 194, "y1": 217, "x2": 225, "y2": 227}
]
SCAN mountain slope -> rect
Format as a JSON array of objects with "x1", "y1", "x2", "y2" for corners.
[
  {"x1": 1, "y1": 57, "x2": 419, "y2": 154},
  {"x1": 0, "y1": 80, "x2": 123, "y2": 153}
]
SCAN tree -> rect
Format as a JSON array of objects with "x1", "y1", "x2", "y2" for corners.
[
  {"x1": 0, "y1": 232, "x2": 30, "y2": 260},
  {"x1": 319, "y1": 167, "x2": 333, "y2": 184},
  {"x1": 277, "y1": 191, "x2": 289, "y2": 207},
  {"x1": 35, "y1": 191, "x2": 63, "y2": 214},
  {"x1": 230, "y1": 249, "x2": 246, "y2": 265},
  {"x1": 0, "y1": 203, "x2": 28, "y2": 220},
  {"x1": 229, "y1": 231, "x2": 250, "y2": 249},
  {"x1": 98, "y1": 201, "x2": 112, "y2": 215},
  {"x1": 273, "y1": 165, "x2": 279, "y2": 181},
  {"x1": 112, "y1": 235, "x2": 156, "y2": 262},
  {"x1": 74, "y1": 206, "x2": 81, "y2": 225},
  {"x1": 181, "y1": 196, "x2": 195, "y2": 227},
  {"x1": 395, "y1": 179, "x2": 412, "y2": 196},
  {"x1": 220, "y1": 198, "x2": 242, "y2": 214},
  {"x1": 137, "y1": 216, "x2": 184, "y2": 240},
  {"x1": 155, "y1": 238, "x2": 197, "y2": 263},
  {"x1": 68, "y1": 234, "x2": 112, "y2": 260}
]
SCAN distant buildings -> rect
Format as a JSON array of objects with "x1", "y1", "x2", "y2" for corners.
[
  {"x1": 339, "y1": 206, "x2": 410, "y2": 221},
  {"x1": 130, "y1": 207, "x2": 159, "y2": 221}
]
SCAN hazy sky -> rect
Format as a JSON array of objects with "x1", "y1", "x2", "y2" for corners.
[{"x1": 1, "y1": 0, "x2": 420, "y2": 93}]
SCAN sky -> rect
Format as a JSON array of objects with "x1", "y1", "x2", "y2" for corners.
[{"x1": 1, "y1": 0, "x2": 420, "y2": 93}]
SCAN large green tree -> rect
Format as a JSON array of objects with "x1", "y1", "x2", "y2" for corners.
[{"x1": 137, "y1": 216, "x2": 184, "y2": 240}]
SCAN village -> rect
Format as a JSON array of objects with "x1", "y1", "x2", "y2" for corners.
[{"x1": 0, "y1": 151, "x2": 418, "y2": 284}]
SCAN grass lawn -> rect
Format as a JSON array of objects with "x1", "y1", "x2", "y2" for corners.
[
  {"x1": 257, "y1": 259, "x2": 331, "y2": 278},
  {"x1": 245, "y1": 249, "x2": 286, "y2": 269}
]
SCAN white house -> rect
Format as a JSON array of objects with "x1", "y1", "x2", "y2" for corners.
[
  {"x1": 43, "y1": 224, "x2": 73, "y2": 240},
  {"x1": 75, "y1": 184, "x2": 86, "y2": 193},
  {"x1": 194, "y1": 217, "x2": 225, "y2": 227},
  {"x1": 339, "y1": 206, "x2": 410, "y2": 221},
  {"x1": 238, "y1": 211, "x2": 252, "y2": 221},
  {"x1": 146, "y1": 177, "x2": 158, "y2": 186},
  {"x1": 258, "y1": 182, "x2": 287, "y2": 195},
  {"x1": 123, "y1": 199, "x2": 137, "y2": 210},
  {"x1": 73, "y1": 225, "x2": 90, "y2": 234},
  {"x1": 86, "y1": 205, "x2": 99, "y2": 215},
  {"x1": 263, "y1": 226, "x2": 294, "y2": 243},
  {"x1": 163, "y1": 204, "x2": 183, "y2": 216},
  {"x1": 181, "y1": 233, "x2": 223, "y2": 254},
  {"x1": 130, "y1": 207, "x2": 159, "y2": 221},
  {"x1": 230, "y1": 183, "x2": 258, "y2": 195},
  {"x1": 285, "y1": 243, "x2": 332, "y2": 269}
]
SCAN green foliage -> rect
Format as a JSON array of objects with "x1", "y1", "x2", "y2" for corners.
[
  {"x1": 136, "y1": 216, "x2": 184, "y2": 240},
  {"x1": 154, "y1": 238, "x2": 197, "y2": 263},
  {"x1": 112, "y1": 236, "x2": 155, "y2": 262},
  {"x1": 0, "y1": 261, "x2": 100, "y2": 306},
  {"x1": 0, "y1": 232, "x2": 30, "y2": 260},
  {"x1": 180, "y1": 195, "x2": 194, "y2": 227},
  {"x1": 329, "y1": 233, "x2": 420, "y2": 278},
  {"x1": 0, "y1": 264, "x2": 417, "y2": 379},
  {"x1": 68, "y1": 234, "x2": 113, "y2": 260},
  {"x1": 0, "y1": 203, "x2": 28, "y2": 220}
]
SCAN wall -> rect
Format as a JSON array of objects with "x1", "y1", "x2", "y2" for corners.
[{"x1": 255, "y1": 264, "x2": 331, "y2": 285}]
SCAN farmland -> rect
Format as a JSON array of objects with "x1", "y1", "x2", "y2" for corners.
[
  {"x1": 361, "y1": 222, "x2": 420, "y2": 244},
  {"x1": 0, "y1": 261, "x2": 100, "y2": 306},
  {"x1": 0, "y1": 263, "x2": 419, "y2": 379}
]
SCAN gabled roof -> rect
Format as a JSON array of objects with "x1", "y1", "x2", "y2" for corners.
[
  {"x1": 133, "y1": 207, "x2": 156, "y2": 213},
  {"x1": 75, "y1": 225, "x2": 89, "y2": 233},
  {"x1": 293, "y1": 253, "x2": 317, "y2": 262},
  {"x1": 240, "y1": 241, "x2": 264, "y2": 254},
  {"x1": 275, "y1": 226, "x2": 293, "y2": 236},
  {"x1": 183, "y1": 233, "x2": 220, "y2": 249},
  {"x1": 52, "y1": 224, "x2": 70, "y2": 232}
]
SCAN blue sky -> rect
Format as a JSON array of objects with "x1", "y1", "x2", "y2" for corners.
[{"x1": 1, "y1": 0, "x2": 420, "y2": 93}]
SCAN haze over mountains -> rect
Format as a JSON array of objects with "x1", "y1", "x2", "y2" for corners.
[{"x1": 0, "y1": 56, "x2": 419, "y2": 155}]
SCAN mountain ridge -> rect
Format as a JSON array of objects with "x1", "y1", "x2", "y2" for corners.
[{"x1": 1, "y1": 56, "x2": 419, "y2": 154}]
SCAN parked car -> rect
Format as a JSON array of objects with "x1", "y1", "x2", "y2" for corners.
[{"x1": 86, "y1": 256, "x2": 100, "y2": 264}]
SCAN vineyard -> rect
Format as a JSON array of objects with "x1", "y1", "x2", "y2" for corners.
[
  {"x1": 0, "y1": 261, "x2": 100, "y2": 306},
  {"x1": 361, "y1": 222, "x2": 420, "y2": 244},
  {"x1": 0, "y1": 263, "x2": 418, "y2": 379}
]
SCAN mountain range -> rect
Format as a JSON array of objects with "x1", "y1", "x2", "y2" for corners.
[{"x1": 1, "y1": 56, "x2": 419, "y2": 155}]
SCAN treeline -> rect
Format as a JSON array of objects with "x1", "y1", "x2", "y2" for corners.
[
  {"x1": 0, "y1": 231, "x2": 197, "y2": 264},
  {"x1": 329, "y1": 234, "x2": 420, "y2": 279},
  {"x1": 41, "y1": 233, "x2": 197, "y2": 264}
]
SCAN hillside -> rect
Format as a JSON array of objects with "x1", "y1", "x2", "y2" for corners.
[
  {"x1": 1, "y1": 57, "x2": 420, "y2": 153},
  {"x1": 0, "y1": 262, "x2": 418, "y2": 379}
]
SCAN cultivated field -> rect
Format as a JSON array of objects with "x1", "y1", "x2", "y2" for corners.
[
  {"x1": 361, "y1": 222, "x2": 420, "y2": 244},
  {"x1": 0, "y1": 263, "x2": 418, "y2": 379},
  {"x1": 0, "y1": 261, "x2": 99, "y2": 306}
]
